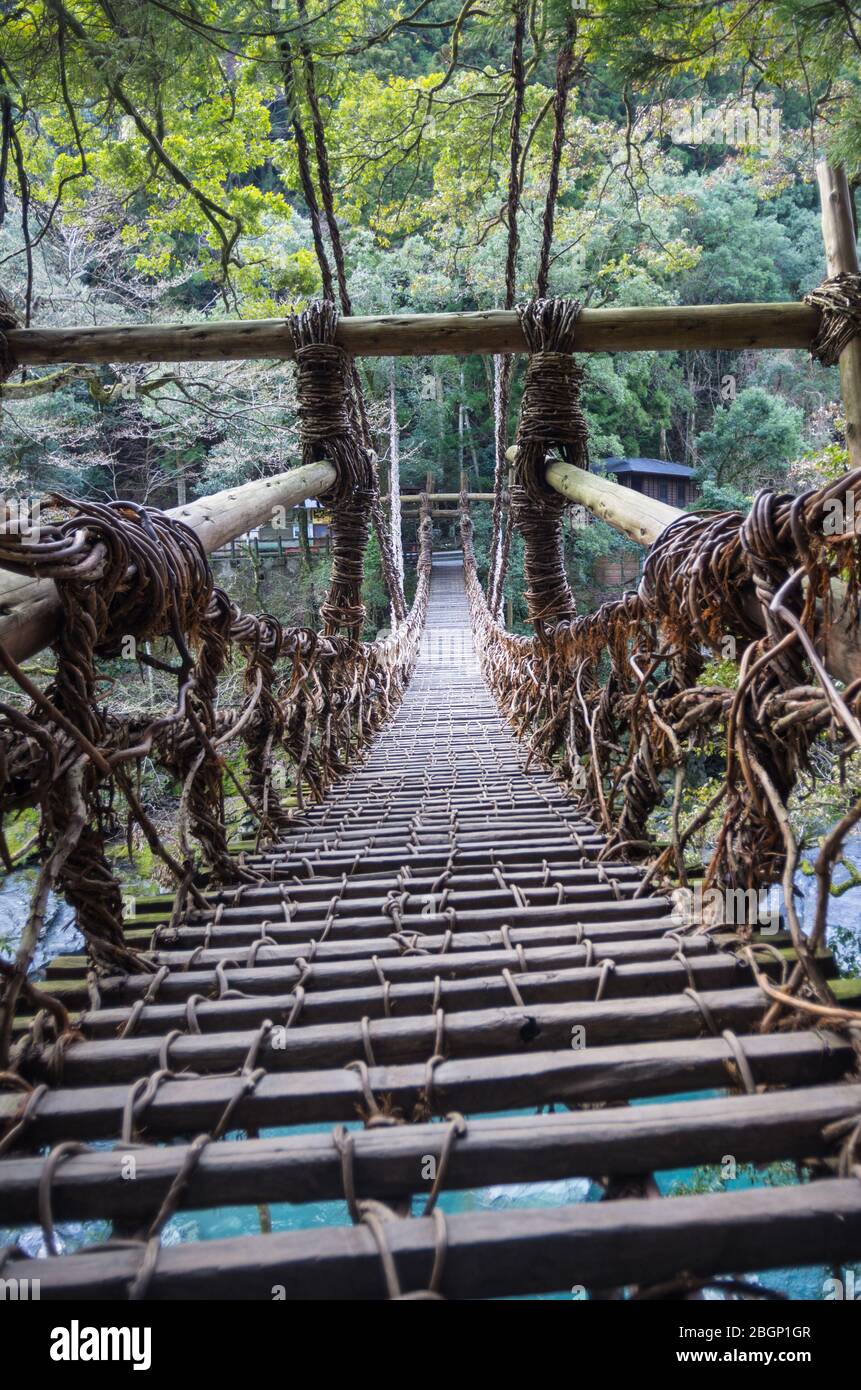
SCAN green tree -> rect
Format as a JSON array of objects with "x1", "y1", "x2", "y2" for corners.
[{"x1": 695, "y1": 386, "x2": 803, "y2": 491}]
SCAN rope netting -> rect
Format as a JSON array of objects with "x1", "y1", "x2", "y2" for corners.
[
  {"x1": 0, "y1": 301, "x2": 431, "y2": 1068},
  {"x1": 464, "y1": 290, "x2": 861, "y2": 1039}
]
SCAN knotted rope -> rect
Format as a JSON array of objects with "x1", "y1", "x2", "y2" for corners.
[
  {"x1": 511, "y1": 297, "x2": 587, "y2": 630},
  {"x1": 289, "y1": 301, "x2": 374, "y2": 642},
  {"x1": 462, "y1": 457, "x2": 861, "y2": 1035},
  {"x1": 804, "y1": 272, "x2": 861, "y2": 367},
  {"x1": 229, "y1": 606, "x2": 292, "y2": 833}
]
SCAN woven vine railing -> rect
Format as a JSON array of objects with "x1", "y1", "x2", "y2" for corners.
[
  {"x1": 0, "y1": 303, "x2": 432, "y2": 1068},
  {"x1": 460, "y1": 298, "x2": 861, "y2": 1039},
  {"x1": 0, "y1": 498, "x2": 431, "y2": 1063}
]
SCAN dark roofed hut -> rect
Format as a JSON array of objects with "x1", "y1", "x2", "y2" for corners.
[{"x1": 600, "y1": 457, "x2": 697, "y2": 508}]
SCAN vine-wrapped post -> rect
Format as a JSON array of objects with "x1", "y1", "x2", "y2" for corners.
[
  {"x1": 286, "y1": 301, "x2": 375, "y2": 787},
  {"x1": 509, "y1": 298, "x2": 584, "y2": 630}
]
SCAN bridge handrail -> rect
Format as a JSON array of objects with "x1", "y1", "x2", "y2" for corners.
[{"x1": 1, "y1": 303, "x2": 823, "y2": 365}]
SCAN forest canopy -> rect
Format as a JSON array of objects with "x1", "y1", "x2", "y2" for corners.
[{"x1": 0, "y1": 0, "x2": 859, "y2": 624}]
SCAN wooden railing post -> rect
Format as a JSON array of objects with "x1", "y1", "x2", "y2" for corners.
[{"x1": 816, "y1": 161, "x2": 861, "y2": 471}]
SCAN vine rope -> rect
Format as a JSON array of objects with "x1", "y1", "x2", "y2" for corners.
[{"x1": 461, "y1": 315, "x2": 861, "y2": 1037}]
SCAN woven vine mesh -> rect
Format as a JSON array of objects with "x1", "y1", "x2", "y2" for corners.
[
  {"x1": 0, "y1": 301, "x2": 431, "y2": 1065},
  {"x1": 462, "y1": 293, "x2": 861, "y2": 1034}
]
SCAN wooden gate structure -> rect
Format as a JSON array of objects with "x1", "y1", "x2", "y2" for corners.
[{"x1": 1, "y1": 163, "x2": 861, "y2": 1300}]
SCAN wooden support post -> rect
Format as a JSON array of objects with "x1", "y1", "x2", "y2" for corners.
[
  {"x1": 816, "y1": 161, "x2": 861, "y2": 471},
  {"x1": 538, "y1": 454, "x2": 679, "y2": 545},
  {"x1": 0, "y1": 459, "x2": 336, "y2": 663}
]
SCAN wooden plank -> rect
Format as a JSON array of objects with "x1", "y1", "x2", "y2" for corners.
[
  {"x1": 19, "y1": 952, "x2": 761, "y2": 1039},
  {"x1": 125, "y1": 877, "x2": 648, "y2": 930},
  {"x1": 45, "y1": 934, "x2": 716, "y2": 1009},
  {"x1": 203, "y1": 830, "x2": 603, "y2": 857},
  {"x1": 6, "y1": 303, "x2": 819, "y2": 366},
  {"x1": 128, "y1": 862, "x2": 644, "y2": 914},
  {"x1": 151, "y1": 899, "x2": 677, "y2": 952},
  {"x1": 227, "y1": 843, "x2": 621, "y2": 875},
  {"x1": 2, "y1": 1082, "x2": 858, "y2": 1225},
  {"x1": 47, "y1": 986, "x2": 771, "y2": 1085},
  {"x1": 4, "y1": 1177, "x2": 860, "y2": 1299},
  {"x1": 0, "y1": 1030, "x2": 850, "y2": 1142},
  {"x1": 46, "y1": 914, "x2": 688, "y2": 983}
]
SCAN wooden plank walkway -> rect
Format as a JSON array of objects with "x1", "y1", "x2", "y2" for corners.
[{"x1": 1, "y1": 552, "x2": 860, "y2": 1299}]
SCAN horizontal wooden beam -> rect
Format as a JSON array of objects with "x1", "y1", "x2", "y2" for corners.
[
  {"x1": 4, "y1": 1163, "x2": 861, "y2": 1300},
  {"x1": 386, "y1": 492, "x2": 496, "y2": 503},
  {"x1": 47, "y1": 986, "x2": 771, "y2": 1085},
  {"x1": 404, "y1": 494, "x2": 493, "y2": 504},
  {"x1": 0, "y1": 460, "x2": 336, "y2": 664},
  {"x1": 1, "y1": 1083, "x2": 857, "y2": 1225},
  {"x1": 5, "y1": 303, "x2": 820, "y2": 366},
  {"x1": 418, "y1": 508, "x2": 472, "y2": 518},
  {"x1": 0, "y1": 1029, "x2": 849, "y2": 1142}
]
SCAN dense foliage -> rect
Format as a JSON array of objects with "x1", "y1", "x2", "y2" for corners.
[{"x1": 1, "y1": 1, "x2": 859, "y2": 627}]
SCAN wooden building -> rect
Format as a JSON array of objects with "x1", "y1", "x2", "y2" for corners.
[{"x1": 600, "y1": 457, "x2": 697, "y2": 508}]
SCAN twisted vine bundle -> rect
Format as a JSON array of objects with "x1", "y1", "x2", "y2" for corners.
[{"x1": 510, "y1": 297, "x2": 586, "y2": 629}]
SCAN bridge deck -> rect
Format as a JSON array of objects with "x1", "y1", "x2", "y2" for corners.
[{"x1": 2, "y1": 554, "x2": 860, "y2": 1298}]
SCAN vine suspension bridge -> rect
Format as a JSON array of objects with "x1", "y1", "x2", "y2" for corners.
[{"x1": 2, "y1": 164, "x2": 861, "y2": 1301}]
